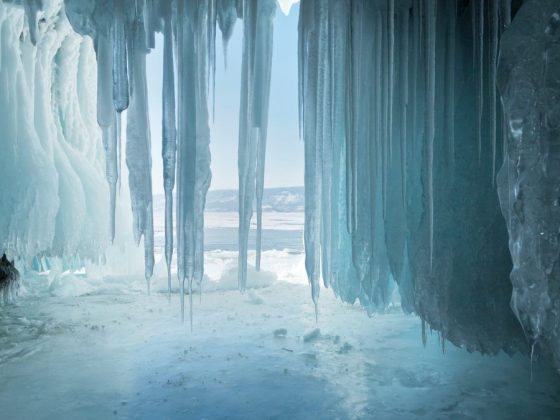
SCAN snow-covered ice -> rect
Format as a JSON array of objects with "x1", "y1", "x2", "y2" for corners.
[{"x1": 1, "y1": 273, "x2": 560, "y2": 419}]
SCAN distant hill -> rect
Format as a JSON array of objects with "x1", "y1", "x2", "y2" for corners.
[{"x1": 153, "y1": 187, "x2": 304, "y2": 213}]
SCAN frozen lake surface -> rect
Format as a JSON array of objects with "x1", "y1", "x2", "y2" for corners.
[
  {"x1": 1, "y1": 211, "x2": 560, "y2": 419},
  {"x1": 2, "y1": 280, "x2": 560, "y2": 419}
]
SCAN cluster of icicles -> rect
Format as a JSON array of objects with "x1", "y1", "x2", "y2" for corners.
[
  {"x1": 16, "y1": 0, "x2": 511, "y2": 320},
  {"x1": 299, "y1": 0, "x2": 510, "y2": 316},
  {"x1": 45, "y1": 0, "x2": 277, "y2": 324}
]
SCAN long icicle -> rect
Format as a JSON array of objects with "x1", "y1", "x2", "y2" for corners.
[
  {"x1": 388, "y1": 0, "x2": 395, "y2": 160},
  {"x1": 400, "y1": 8, "x2": 409, "y2": 207},
  {"x1": 446, "y1": 0, "x2": 456, "y2": 173},
  {"x1": 162, "y1": 2, "x2": 177, "y2": 301},
  {"x1": 477, "y1": 0, "x2": 484, "y2": 163},
  {"x1": 490, "y1": 0, "x2": 499, "y2": 185},
  {"x1": 426, "y1": 0, "x2": 436, "y2": 270}
]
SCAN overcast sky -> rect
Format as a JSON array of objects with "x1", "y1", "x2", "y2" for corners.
[{"x1": 147, "y1": 4, "x2": 302, "y2": 194}]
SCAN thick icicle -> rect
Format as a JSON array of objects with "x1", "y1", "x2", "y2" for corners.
[
  {"x1": 477, "y1": 0, "x2": 484, "y2": 162},
  {"x1": 112, "y1": 0, "x2": 129, "y2": 113},
  {"x1": 426, "y1": 0, "x2": 436, "y2": 270},
  {"x1": 176, "y1": 0, "x2": 212, "y2": 325},
  {"x1": 217, "y1": 0, "x2": 238, "y2": 68},
  {"x1": 126, "y1": 19, "x2": 154, "y2": 292},
  {"x1": 490, "y1": 0, "x2": 499, "y2": 184},
  {"x1": 162, "y1": 2, "x2": 177, "y2": 299},
  {"x1": 299, "y1": 0, "x2": 322, "y2": 317},
  {"x1": 237, "y1": 0, "x2": 276, "y2": 289},
  {"x1": 388, "y1": 0, "x2": 395, "y2": 160},
  {"x1": 96, "y1": 32, "x2": 118, "y2": 243},
  {"x1": 400, "y1": 9, "x2": 409, "y2": 205},
  {"x1": 445, "y1": 0, "x2": 456, "y2": 171}
]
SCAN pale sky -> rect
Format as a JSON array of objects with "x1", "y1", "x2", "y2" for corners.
[{"x1": 147, "y1": 4, "x2": 302, "y2": 194}]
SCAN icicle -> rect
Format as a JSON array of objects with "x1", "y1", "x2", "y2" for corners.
[
  {"x1": 426, "y1": 0, "x2": 436, "y2": 270},
  {"x1": 411, "y1": 0, "x2": 420, "y2": 161},
  {"x1": 176, "y1": 0, "x2": 187, "y2": 323},
  {"x1": 319, "y1": 0, "x2": 332, "y2": 288},
  {"x1": 97, "y1": 32, "x2": 118, "y2": 243},
  {"x1": 126, "y1": 20, "x2": 154, "y2": 291},
  {"x1": 217, "y1": 0, "x2": 238, "y2": 68},
  {"x1": 143, "y1": 0, "x2": 156, "y2": 49},
  {"x1": 446, "y1": 0, "x2": 456, "y2": 172},
  {"x1": 176, "y1": 0, "x2": 212, "y2": 324},
  {"x1": 238, "y1": 0, "x2": 276, "y2": 288},
  {"x1": 381, "y1": 9, "x2": 389, "y2": 218},
  {"x1": 477, "y1": 0, "x2": 484, "y2": 162},
  {"x1": 388, "y1": 0, "x2": 395, "y2": 160},
  {"x1": 162, "y1": 2, "x2": 177, "y2": 300},
  {"x1": 112, "y1": 0, "x2": 129, "y2": 113},
  {"x1": 254, "y1": 1, "x2": 275, "y2": 272},
  {"x1": 490, "y1": 0, "x2": 499, "y2": 185},
  {"x1": 400, "y1": 9, "x2": 409, "y2": 207},
  {"x1": 299, "y1": 0, "x2": 321, "y2": 315},
  {"x1": 208, "y1": 0, "x2": 217, "y2": 120},
  {"x1": 106, "y1": 118, "x2": 118, "y2": 244}
]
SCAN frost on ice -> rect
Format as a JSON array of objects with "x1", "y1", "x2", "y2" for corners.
[{"x1": 3, "y1": 0, "x2": 560, "y2": 368}]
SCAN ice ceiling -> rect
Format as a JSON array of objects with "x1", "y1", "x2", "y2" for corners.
[{"x1": 1, "y1": 0, "x2": 560, "y2": 368}]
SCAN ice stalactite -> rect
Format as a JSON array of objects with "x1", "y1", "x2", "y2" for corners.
[
  {"x1": 217, "y1": 0, "x2": 237, "y2": 69},
  {"x1": 96, "y1": 32, "x2": 118, "y2": 243},
  {"x1": 126, "y1": 18, "x2": 154, "y2": 292},
  {"x1": 477, "y1": 0, "x2": 484, "y2": 162},
  {"x1": 445, "y1": 0, "x2": 456, "y2": 173},
  {"x1": 426, "y1": 0, "x2": 436, "y2": 270},
  {"x1": 490, "y1": 0, "x2": 499, "y2": 184},
  {"x1": 497, "y1": 0, "x2": 560, "y2": 368},
  {"x1": 112, "y1": 0, "x2": 128, "y2": 114},
  {"x1": 176, "y1": 0, "x2": 212, "y2": 324},
  {"x1": 299, "y1": 0, "x2": 322, "y2": 317},
  {"x1": 161, "y1": 1, "x2": 177, "y2": 300},
  {"x1": 237, "y1": 0, "x2": 276, "y2": 291}
]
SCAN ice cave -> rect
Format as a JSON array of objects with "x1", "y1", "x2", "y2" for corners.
[{"x1": 2, "y1": 0, "x2": 560, "y2": 418}]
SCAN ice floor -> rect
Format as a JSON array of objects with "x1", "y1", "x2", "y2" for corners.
[
  {"x1": 2, "y1": 211, "x2": 560, "y2": 419},
  {"x1": 1, "y1": 274, "x2": 560, "y2": 420}
]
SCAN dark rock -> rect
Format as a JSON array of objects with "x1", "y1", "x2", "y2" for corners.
[{"x1": 0, "y1": 254, "x2": 20, "y2": 304}]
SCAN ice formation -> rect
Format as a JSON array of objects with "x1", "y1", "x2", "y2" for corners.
[
  {"x1": 2, "y1": 0, "x2": 560, "y2": 367},
  {"x1": 0, "y1": 0, "x2": 109, "y2": 264},
  {"x1": 238, "y1": 0, "x2": 276, "y2": 291},
  {"x1": 497, "y1": 0, "x2": 560, "y2": 367},
  {"x1": 298, "y1": 0, "x2": 526, "y2": 355}
]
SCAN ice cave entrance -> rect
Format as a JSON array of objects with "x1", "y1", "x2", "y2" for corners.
[{"x1": 2, "y1": 1, "x2": 560, "y2": 418}]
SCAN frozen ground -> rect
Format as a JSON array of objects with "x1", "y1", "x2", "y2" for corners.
[{"x1": 1, "y1": 211, "x2": 560, "y2": 419}]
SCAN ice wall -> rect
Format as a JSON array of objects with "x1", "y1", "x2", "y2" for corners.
[
  {"x1": 0, "y1": 0, "x2": 109, "y2": 265},
  {"x1": 497, "y1": 0, "x2": 560, "y2": 366},
  {"x1": 298, "y1": 0, "x2": 527, "y2": 354}
]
